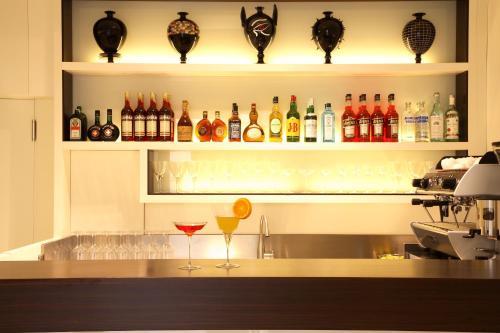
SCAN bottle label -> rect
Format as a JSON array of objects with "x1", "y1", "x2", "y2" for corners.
[
  {"x1": 229, "y1": 122, "x2": 241, "y2": 140},
  {"x1": 389, "y1": 117, "x2": 398, "y2": 138},
  {"x1": 372, "y1": 117, "x2": 384, "y2": 137},
  {"x1": 305, "y1": 119, "x2": 317, "y2": 139},
  {"x1": 404, "y1": 116, "x2": 415, "y2": 124},
  {"x1": 287, "y1": 117, "x2": 300, "y2": 137},
  {"x1": 446, "y1": 117, "x2": 459, "y2": 140},
  {"x1": 70, "y1": 118, "x2": 82, "y2": 140},
  {"x1": 158, "y1": 114, "x2": 171, "y2": 138},
  {"x1": 146, "y1": 115, "x2": 158, "y2": 137},
  {"x1": 358, "y1": 117, "x2": 370, "y2": 138},
  {"x1": 134, "y1": 115, "x2": 146, "y2": 137},
  {"x1": 430, "y1": 115, "x2": 444, "y2": 139},
  {"x1": 343, "y1": 117, "x2": 356, "y2": 138},
  {"x1": 323, "y1": 114, "x2": 334, "y2": 141},
  {"x1": 178, "y1": 125, "x2": 192, "y2": 141},
  {"x1": 247, "y1": 127, "x2": 262, "y2": 139},
  {"x1": 121, "y1": 115, "x2": 133, "y2": 137},
  {"x1": 270, "y1": 118, "x2": 282, "y2": 136},
  {"x1": 415, "y1": 116, "x2": 429, "y2": 140},
  {"x1": 102, "y1": 127, "x2": 113, "y2": 139},
  {"x1": 198, "y1": 126, "x2": 208, "y2": 137},
  {"x1": 215, "y1": 126, "x2": 225, "y2": 138}
]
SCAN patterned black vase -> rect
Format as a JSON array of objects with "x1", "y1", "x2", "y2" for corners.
[
  {"x1": 312, "y1": 11, "x2": 344, "y2": 64},
  {"x1": 93, "y1": 11, "x2": 127, "y2": 63},
  {"x1": 168, "y1": 12, "x2": 200, "y2": 64},
  {"x1": 402, "y1": 12, "x2": 436, "y2": 64},
  {"x1": 240, "y1": 5, "x2": 278, "y2": 64}
]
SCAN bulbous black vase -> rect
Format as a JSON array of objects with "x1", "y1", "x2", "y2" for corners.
[
  {"x1": 167, "y1": 12, "x2": 200, "y2": 64},
  {"x1": 402, "y1": 12, "x2": 436, "y2": 63},
  {"x1": 241, "y1": 5, "x2": 278, "y2": 64},
  {"x1": 312, "y1": 11, "x2": 344, "y2": 64},
  {"x1": 93, "y1": 11, "x2": 127, "y2": 63}
]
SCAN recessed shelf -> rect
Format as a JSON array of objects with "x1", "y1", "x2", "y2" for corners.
[
  {"x1": 61, "y1": 62, "x2": 469, "y2": 78},
  {"x1": 62, "y1": 141, "x2": 470, "y2": 152}
]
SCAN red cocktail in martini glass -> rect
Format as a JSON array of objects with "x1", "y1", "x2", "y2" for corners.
[{"x1": 174, "y1": 221, "x2": 207, "y2": 270}]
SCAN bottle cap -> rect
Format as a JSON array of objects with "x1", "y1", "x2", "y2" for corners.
[
  {"x1": 273, "y1": 96, "x2": 279, "y2": 103},
  {"x1": 345, "y1": 94, "x2": 352, "y2": 101},
  {"x1": 107, "y1": 108, "x2": 112, "y2": 115},
  {"x1": 325, "y1": 103, "x2": 331, "y2": 108},
  {"x1": 359, "y1": 94, "x2": 366, "y2": 102},
  {"x1": 95, "y1": 110, "x2": 100, "y2": 116},
  {"x1": 388, "y1": 93, "x2": 395, "y2": 102},
  {"x1": 232, "y1": 103, "x2": 238, "y2": 113},
  {"x1": 215, "y1": 110, "x2": 220, "y2": 117},
  {"x1": 308, "y1": 97, "x2": 314, "y2": 107},
  {"x1": 449, "y1": 94, "x2": 455, "y2": 105},
  {"x1": 291, "y1": 95, "x2": 296, "y2": 102},
  {"x1": 374, "y1": 94, "x2": 381, "y2": 102},
  {"x1": 203, "y1": 110, "x2": 208, "y2": 117}
]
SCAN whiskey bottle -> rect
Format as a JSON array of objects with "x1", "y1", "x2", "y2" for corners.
[
  {"x1": 357, "y1": 94, "x2": 370, "y2": 142},
  {"x1": 430, "y1": 92, "x2": 444, "y2": 142},
  {"x1": 195, "y1": 111, "x2": 211, "y2": 142},
  {"x1": 384, "y1": 93, "x2": 399, "y2": 142},
  {"x1": 87, "y1": 110, "x2": 102, "y2": 141},
  {"x1": 228, "y1": 103, "x2": 241, "y2": 142},
  {"x1": 243, "y1": 103, "x2": 265, "y2": 142},
  {"x1": 101, "y1": 109, "x2": 120, "y2": 141},
  {"x1": 158, "y1": 93, "x2": 175, "y2": 142},
  {"x1": 341, "y1": 94, "x2": 356, "y2": 142},
  {"x1": 121, "y1": 91, "x2": 134, "y2": 141},
  {"x1": 177, "y1": 100, "x2": 193, "y2": 142},
  {"x1": 321, "y1": 103, "x2": 335, "y2": 143},
  {"x1": 69, "y1": 106, "x2": 87, "y2": 141},
  {"x1": 304, "y1": 98, "x2": 317, "y2": 142},
  {"x1": 445, "y1": 94, "x2": 459, "y2": 142},
  {"x1": 145, "y1": 92, "x2": 159, "y2": 141},
  {"x1": 370, "y1": 94, "x2": 384, "y2": 142},
  {"x1": 269, "y1": 96, "x2": 283, "y2": 142},
  {"x1": 286, "y1": 95, "x2": 300, "y2": 142},
  {"x1": 212, "y1": 111, "x2": 227, "y2": 142},
  {"x1": 133, "y1": 92, "x2": 147, "y2": 141}
]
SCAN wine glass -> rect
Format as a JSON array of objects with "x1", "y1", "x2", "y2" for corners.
[
  {"x1": 168, "y1": 161, "x2": 188, "y2": 193},
  {"x1": 173, "y1": 221, "x2": 207, "y2": 270},
  {"x1": 153, "y1": 161, "x2": 168, "y2": 193}
]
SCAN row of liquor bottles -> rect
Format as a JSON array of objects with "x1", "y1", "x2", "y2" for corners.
[{"x1": 68, "y1": 91, "x2": 460, "y2": 143}]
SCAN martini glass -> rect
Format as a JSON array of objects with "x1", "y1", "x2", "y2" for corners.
[
  {"x1": 173, "y1": 221, "x2": 207, "y2": 270},
  {"x1": 215, "y1": 216, "x2": 240, "y2": 269}
]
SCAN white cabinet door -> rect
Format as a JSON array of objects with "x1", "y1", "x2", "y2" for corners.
[
  {"x1": 0, "y1": 99, "x2": 35, "y2": 251},
  {"x1": 0, "y1": 0, "x2": 29, "y2": 97}
]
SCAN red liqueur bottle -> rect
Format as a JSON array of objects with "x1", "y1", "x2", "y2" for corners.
[
  {"x1": 370, "y1": 94, "x2": 385, "y2": 142},
  {"x1": 133, "y1": 92, "x2": 147, "y2": 141},
  {"x1": 145, "y1": 92, "x2": 159, "y2": 141},
  {"x1": 357, "y1": 94, "x2": 370, "y2": 142},
  {"x1": 384, "y1": 93, "x2": 399, "y2": 142},
  {"x1": 158, "y1": 93, "x2": 175, "y2": 141},
  {"x1": 342, "y1": 94, "x2": 357, "y2": 142},
  {"x1": 121, "y1": 92, "x2": 134, "y2": 141}
]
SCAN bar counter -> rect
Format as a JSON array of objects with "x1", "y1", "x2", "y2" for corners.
[{"x1": 1, "y1": 259, "x2": 499, "y2": 332}]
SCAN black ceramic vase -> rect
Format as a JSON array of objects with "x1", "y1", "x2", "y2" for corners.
[
  {"x1": 93, "y1": 11, "x2": 127, "y2": 63},
  {"x1": 167, "y1": 12, "x2": 200, "y2": 64},
  {"x1": 402, "y1": 12, "x2": 436, "y2": 64},
  {"x1": 312, "y1": 11, "x2": 344, "y2": 64},
  {"x1": 240, "y1": 5, "x2": 278, "y2": 64}
]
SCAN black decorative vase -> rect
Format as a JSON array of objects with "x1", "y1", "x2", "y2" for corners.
[
  {"x1": 93, "y1": 11, "x2": 127, "y2": 63},
  {"x1": 402, "y1": 12, "x2": 436, "y2": 64},
  {"x1": 312, "y1": 11, "x2": 344, "y2": 64},
  {"x1": 167, "y1": 12, "x2": 200, "y2": 64},
  {"x1": 240, "y1": 5, "x2": 278, "y2": 64}
]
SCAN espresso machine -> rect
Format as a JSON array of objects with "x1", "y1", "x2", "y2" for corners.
[{"x1": 410, "y1": 142, "x2": 500, "y2": 260}]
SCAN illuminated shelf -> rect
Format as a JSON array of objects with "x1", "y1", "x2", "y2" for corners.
[
  {"x1": 62, "y1": 141, "x2": 471, "y2": 151},
  {"x1": 61, "y1": 62, "x2": 469, "y2": 77}
]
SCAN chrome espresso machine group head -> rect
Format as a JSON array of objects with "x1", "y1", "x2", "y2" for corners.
[{"x1": 411, "y1": 142, "x2": 500, "y2": 260}]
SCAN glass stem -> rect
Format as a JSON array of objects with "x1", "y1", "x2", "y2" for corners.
[
  {"x1": 188, "y1": 235, "x2": 192, "y2": 267},
  {"x1": 224, "y1": 233, "x2": 232, "y2": 265}
]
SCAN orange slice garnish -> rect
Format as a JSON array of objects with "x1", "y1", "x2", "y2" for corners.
[{"x1": 233, "y1": 198, "x2": 252, "y2": 219}]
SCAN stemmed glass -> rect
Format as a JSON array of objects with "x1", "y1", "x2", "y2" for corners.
[
  {"x1": 169, "y1": 162, "x2": 188, "y2": 193},
  {"x1": 173, "y1": 222, "x2": 207, "y2": 270},
  {"x1": 153, "y1": 161, "x2": 168, "y2": 193},
  {"x1": 214, "y1": 205, "x2": 240, "y2": 269}
]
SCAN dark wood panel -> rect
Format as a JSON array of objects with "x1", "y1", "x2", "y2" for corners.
[
  {"x1": 62, "y1": 71, "x2": 73, "y2": 141},
  {"x1": 456, "y1": 71, "x2": 468, "y2": 141},
  {"x1": 62, "y1": 0, "x2": 72, "y2": 62},
  {"x1": 456, "y1": 0, "x2": 469, "y2": 62}
]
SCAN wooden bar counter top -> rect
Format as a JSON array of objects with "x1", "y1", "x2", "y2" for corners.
[{"x1": 1, "y1": 259, "x2": 499, "y2": 332}]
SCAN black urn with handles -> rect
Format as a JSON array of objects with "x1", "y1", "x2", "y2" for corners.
[
  {"x1": 402, "y1": 12, "x2": 436, "y2": 63},
  {"x1": 167, "y1": 12, "x2": 200, "y2": 64},
  {"x1": 312, "y1": 11, "x2": 344, "y2": 64},
  {"x1": 93, "y1": 11, "x2": 127, "y2": 63},
  {"x1": 240, "y1": 5, "x2": 278, "y2": 64}
]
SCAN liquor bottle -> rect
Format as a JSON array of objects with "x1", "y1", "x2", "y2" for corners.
[
  {"x1": 158, "y1": 93, "x2": 175, "y2": 142},
  {"x1": 177, "y1": 100, "x2": 193, "y2": 142},
  {"x1": 370, "y1": 94, "x2": 384, "y2": 142},
  {"x1": 401, "y1": 102, "x2": 416, "y2": 142},
  {"x1": 445, "y1": 94, "x2": 459, "y2": 142},
  {"x1": 133, "y1": 92, "x2": 147, "y2": 141},
  {"x1": 101, "y1": 109, "x2": 120, "y2": 141},
  {"x1": 87, "y1": 110, "x2": 102, "y2": 141},
  {"x1": 430, "y1": 92, "x2": 444, "y2": 142},
  {"x1": 384, "y1": 94, "x2": 399, "y2": 142},
  {"x1": 321, "y1": 102, "x2": 335, "y2": 143},
  {"x1": 269, "y1": 96, "x2": 283, "y2": 142},
  {"x1": 121, "y1": 91, "x2": 134, "y2": 141},
  {"x1": 69, "y1": 106, "x2": 87, "y2": 141},
  {"x1": 304, "y1": 98, "x2": 317, "y2": 142},
  {"x1": 342, "y1": 94, "x2": 356, "y2": 142},
  {"x1": 212, "y1": 111, "x2": 227, "y2": 142},
  {"x1": 228, "y1": 103, "x2": 241, "y2": 142},
  {"x1": 286, "y1": 95, "x2": 300, "y2": 142},
  {"x1": 415, "y1": 101, "x2": 430, "y2": 142},
  {"x1": 195, "y1": 111, "x2": 211, "y2": 142},
  {"x1": 145, "y1": 92, "x2": 159, "y2": 141},
  {"x1": 357, "y1": 94, "x2": 370, "y2": 142},
  {"x1": 243, "y1": 103, "x2": 265, "y2": 142}
]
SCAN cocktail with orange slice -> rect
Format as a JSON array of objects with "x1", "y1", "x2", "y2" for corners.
[{"x1": 215, "y1": 198, "x2": 252, "y2": 269}]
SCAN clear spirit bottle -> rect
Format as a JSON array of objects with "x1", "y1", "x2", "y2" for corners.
[
  {"x1": 445, "y1": 94, "x2": 459, "y2": 142},
  {"x1": 401, "y1": 102, "x2": 415, "y2": 142},
  {"x1": 321, "y1": 102, "x2": 335, "y2": 143},
  {"x1": 415, "y1": 101, "x2": 430, "y2": 142},
  {"x1": 430, "y1": 92, "x2": 444, "y2": 142},
  {"x1": 304, "y1": 98, "x2": 317, "y2": 142}
]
